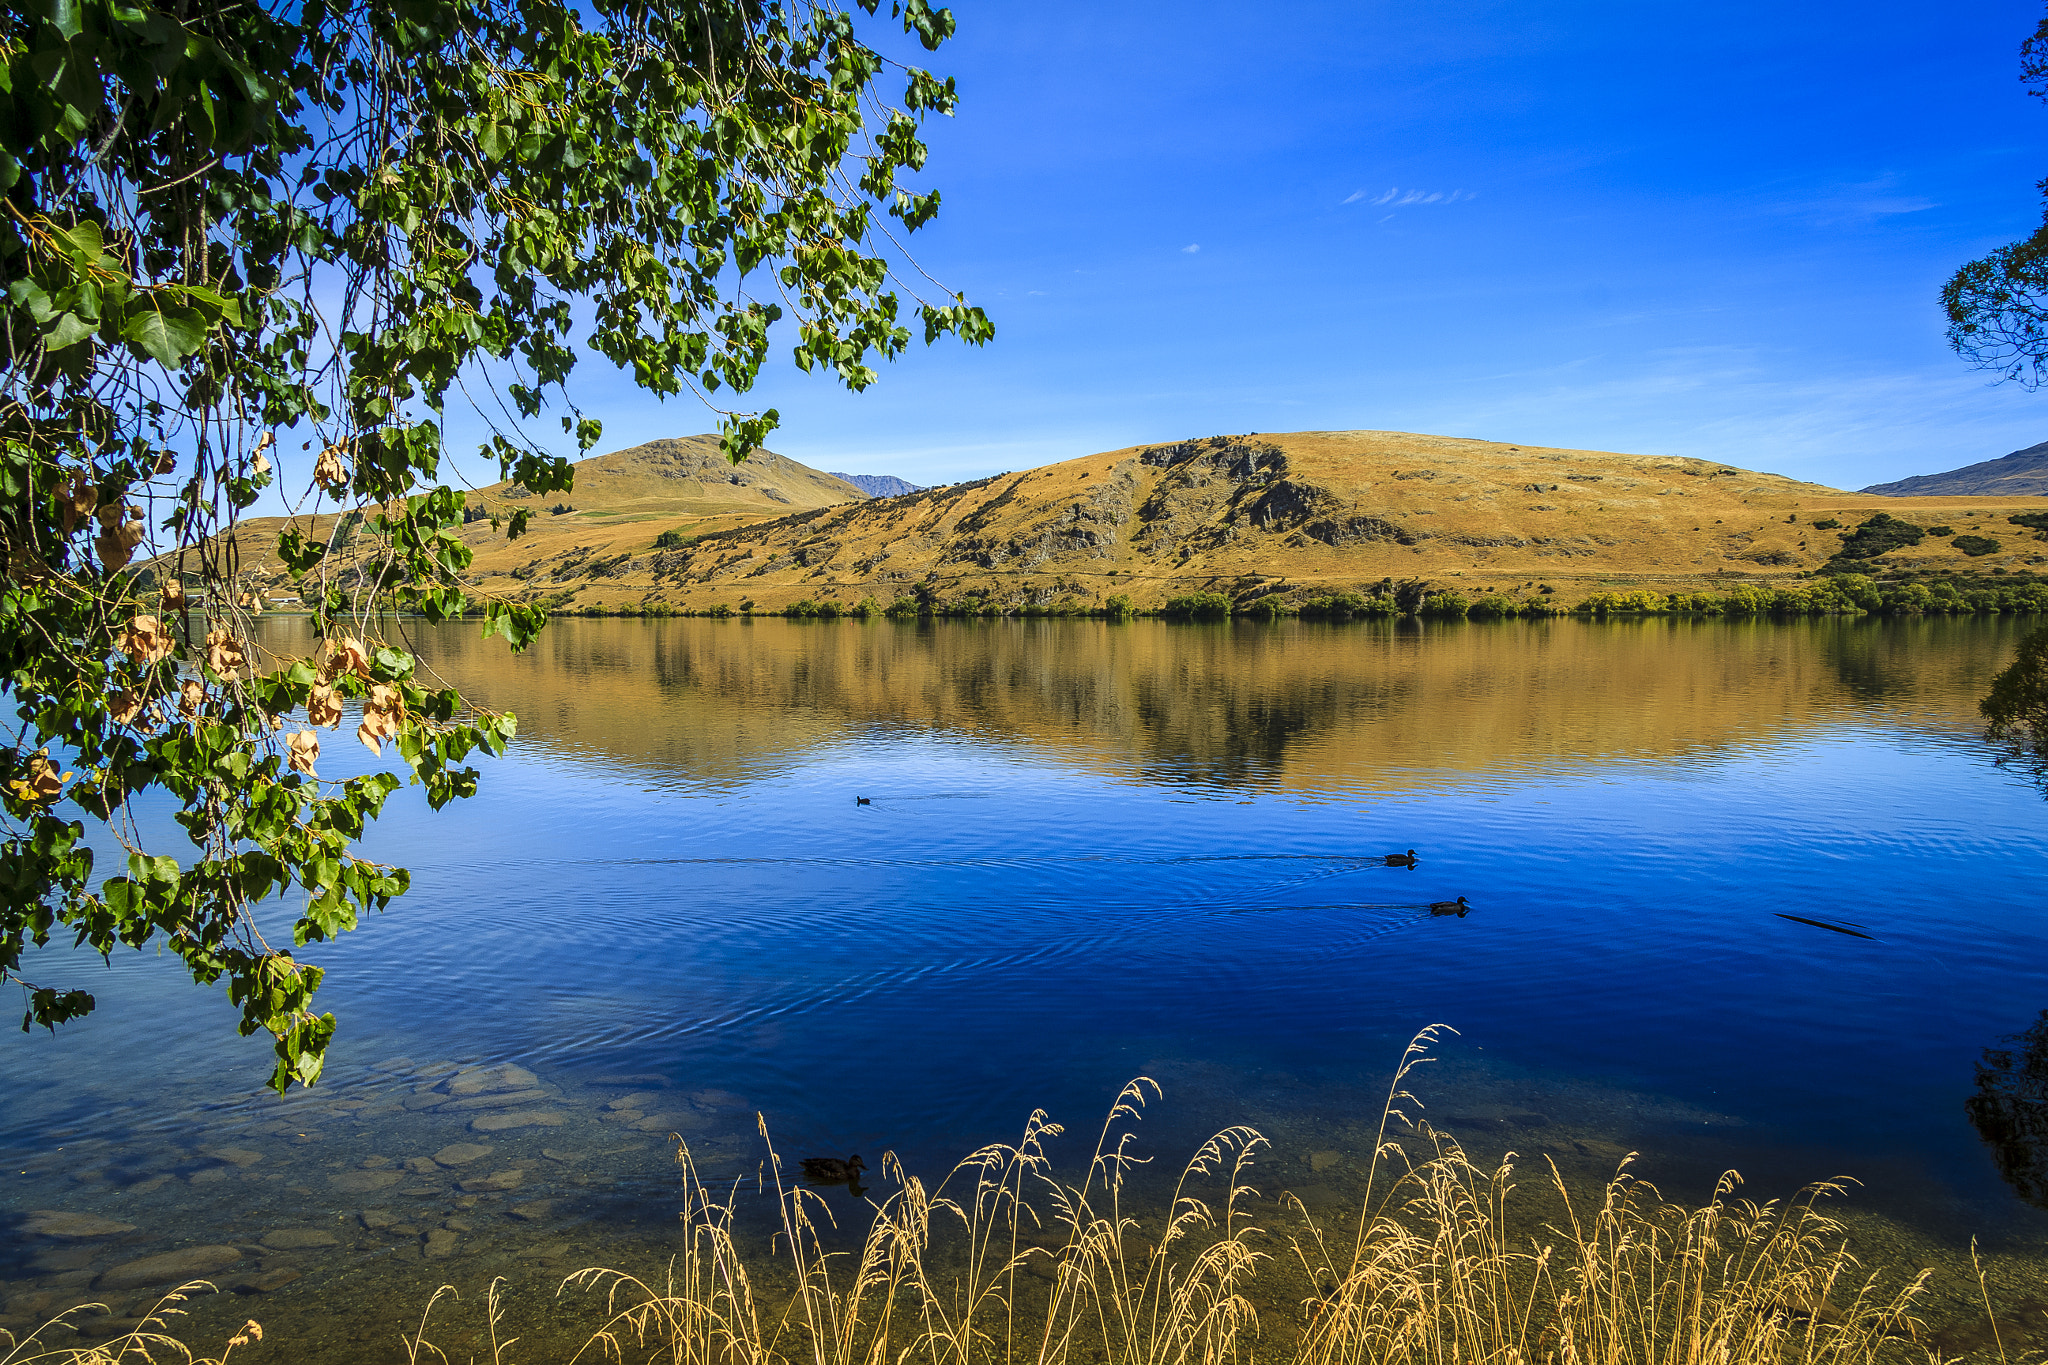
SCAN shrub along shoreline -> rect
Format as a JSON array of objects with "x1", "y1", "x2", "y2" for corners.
[{"x1": 519, "y1": 571, "x2": 2048, "y2": 623}]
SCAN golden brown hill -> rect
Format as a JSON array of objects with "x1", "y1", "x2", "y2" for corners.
[
  {"x1": 470, "y1": 433, "x2": 865, "y2": 521},
  {"x1": 471, "y1": 430, "x2": 2048, "y2": 613},
  {"x1": 178, "y1": 435, "x2": 867, "y2": 605}
]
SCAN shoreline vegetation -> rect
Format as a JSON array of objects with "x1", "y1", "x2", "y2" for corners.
[
  {"x1": 367, "y1": 569, "x2": 2048, "y2": 623},
  {"x1": 0, "y1": 1034, "x2": 1968, "y2": 1365}
]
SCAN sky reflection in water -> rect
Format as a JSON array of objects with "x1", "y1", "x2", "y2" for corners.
[{"x1": 9, "y1": 615, "x2": 2048, "y2": 1265}]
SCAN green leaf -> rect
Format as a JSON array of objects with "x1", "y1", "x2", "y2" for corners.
[
  {"x1": 120, "y1": 304, "x2": 208, "y2": 367},
  {"x1": 44, "y1": 311, "x2": 95, "y2": 350}
]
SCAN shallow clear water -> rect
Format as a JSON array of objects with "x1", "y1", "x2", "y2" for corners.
[{"x1": 8, "y1": 615, "x2": 2048, "y2": 1354}]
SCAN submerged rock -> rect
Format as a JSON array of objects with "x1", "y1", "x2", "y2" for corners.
[
  {"x1": 470, "y1": 1110, "x2": 565, "y2": 1133},
  {"x1": 259, "y1": 1229, "x2": 339, "y2": 1250},
  {"x1": 446, "y1": 1064, "x2": 540, "y2": 1098},
  {"x1": 207, "y1": 1148, "x2": 265, "y2": 1168},
  {"x1": 21, "y1": 1210, "x2": 136, "y2": 1239},
  {"x1": 328, "y1": 1170, "x2": 402, "y2": 1193},
  {"x1": 457, "y1": 1168, "x2": 526, "y2": 1193},
  {"x1": 689, "y1": 1089, "x2": 748, "y2": 1111},
  {"x1": 432, "y1": 1143, "x2": 494, "y2": 1167},
  {"x1": 96, "y1": 1246, "x2": 242, "y2": 1290},
  {"x1": 439, "y1": 1088, "x2": 558, "y2": 1112},
  {"x1": 226, "y1": 1267, "x2": 302, "y2": 1294}
]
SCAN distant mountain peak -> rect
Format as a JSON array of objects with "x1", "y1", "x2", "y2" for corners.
[
  {"x1": 1862, "y1": 441, "x2": 2048, "y2": 497},
  {"x1": 829, "y1": 472, "x2": 925, "y2": 498}
]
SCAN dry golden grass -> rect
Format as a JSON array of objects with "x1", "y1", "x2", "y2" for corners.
[
  {"x1": 5, "y1": 1030, "x2": 1975, "y2": 1365},
  {"x1": 166, "y1": 428, "x2": 2048, "y2": 615},
  {"x1": 487, "y1": 429, "x2": 2048, "y2": 613}
]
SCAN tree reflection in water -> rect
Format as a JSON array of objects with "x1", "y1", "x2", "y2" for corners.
[
  {"x1": 1968, "y1": 1010, "x2": 2048, "y2": 1208},
  {"x1": 1984, "y1": 627, "x2": 2048, "y2": 797}
]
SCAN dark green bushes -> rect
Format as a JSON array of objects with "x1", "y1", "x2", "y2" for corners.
[
  {"x1": 1417, "y1": 590, "x2": 1470, "y2": 619},
  {"x1": 1237, "y1": 594, "x2": 1289, "y2": 621},
  {"x1": 1296, "y1": 591, "x2": 1391, "y2": 621},
  {"x1": 2011, "y1": 513, "x2": 2048, "y2": 537},
  {"x1": 1160, "y1": 592, "x2": 1233, "y2": 621},
  {"x1": 1833, "y1": 513, "x2": 1924, "y2": 560},
  {"x1": 1956, "y1": 535, "x2": 2002, "y2": 556},
  {"x1": 1464, "y1": 593, "x2": 1520, "y2": 620},
  {"x1": 1574, "y1": 574, "x2": 2048, "y2": 617}
]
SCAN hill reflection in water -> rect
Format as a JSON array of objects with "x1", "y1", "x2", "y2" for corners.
[
  {"x1": 366, "y1": 614, "x2": 2031, "y2": 794},
  {"x1": 7, "y1": 614, "x2": 2048, "y2": 1359}
]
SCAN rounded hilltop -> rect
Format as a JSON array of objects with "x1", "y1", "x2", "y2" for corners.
[
  {"x1": 192, "y1": 430, "x2": 2048, "y2": 616},
  {"x1": 454, "y1": 429, "x2": 2048, "y2": 616}
]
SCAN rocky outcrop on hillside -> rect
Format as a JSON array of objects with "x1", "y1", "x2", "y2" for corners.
[{"x1": 414, "y1": 428, "x2": 2048, "y2": 612}]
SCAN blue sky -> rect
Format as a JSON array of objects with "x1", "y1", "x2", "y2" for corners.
[{"x1": 512, "y1": 0, "x2": 2048, "y2": 492}]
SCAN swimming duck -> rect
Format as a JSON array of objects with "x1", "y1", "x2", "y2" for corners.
[
  {"x1": 1383, "y1": 849, "x2": 1418, "y2": 867},
  {"x1": 800, "y1": 1154, "x2": 867, "y2": 1181},
  {"x1": 1428, "y1": 897, "x2": 1470, "y2": 917},
  {"x1": 856, "y1": 797, "x2": 870, "y2": 806}
]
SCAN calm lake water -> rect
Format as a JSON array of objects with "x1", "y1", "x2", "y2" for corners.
[{"x1": 8, "y1": 616, "x2": 2048, "y2": 1356}]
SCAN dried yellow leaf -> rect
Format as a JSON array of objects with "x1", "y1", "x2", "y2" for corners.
[
  {"x1": 306, "y1": 683, "x2": 342, "y2": 728},
  {"x1": 206, "y1": 628, "x2": 247, "y2": 676},
  {"x1": 119, "y1": 615, "x2": 173, "y2": 665}
]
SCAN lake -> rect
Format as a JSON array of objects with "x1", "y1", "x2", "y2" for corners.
[{"x1": 7, "y1": 615, "x2": 2048, "y2": 1357}]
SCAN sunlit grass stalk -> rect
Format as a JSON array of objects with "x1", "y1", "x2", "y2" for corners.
[{"x1": 10, "y1": 1029, "x2": 1946, "y2": 1365}]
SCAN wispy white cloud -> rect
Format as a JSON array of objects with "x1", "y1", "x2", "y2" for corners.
[
  {"x1": 1763, "y1": 175, "x2": 1937, "y2": 225},
  {"x1": 1345, "y1": 187, "x2": 1475, "y2": 207},
  {"x1": 1180, "y1": 243, "x2": 1201, "y2": 253}
]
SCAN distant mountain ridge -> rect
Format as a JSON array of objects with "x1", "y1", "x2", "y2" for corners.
[
  {"x1": 828, "y1": 472, "x2": 924, "y2": 498},
  {"x1": 1861, "y1": 441, "x2": 2048, "y2": 497}
]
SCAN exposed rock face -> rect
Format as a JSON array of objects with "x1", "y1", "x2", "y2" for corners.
[
  {"x1": 1862, "y1": 441, "x2": 2048, "y2": 496},
  {"x1": 947, "y1": 462, "x2": 1140, "y2": 570}
]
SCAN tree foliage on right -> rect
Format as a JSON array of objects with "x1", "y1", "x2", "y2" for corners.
[{"x1": 1943, "y1": 9, "x2": 2048, "y2": 384}]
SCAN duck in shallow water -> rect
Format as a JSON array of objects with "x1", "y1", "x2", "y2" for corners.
[
  {"x1": 1383, "y1": 849, "x2": 1418, "y2": 867},
  {"x1": 800, "y1": 1154, "x2": 867, "y2": 1181},
  {"x1": 1428, "y1": 897, "x2": 1470, "y2": 917}
]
